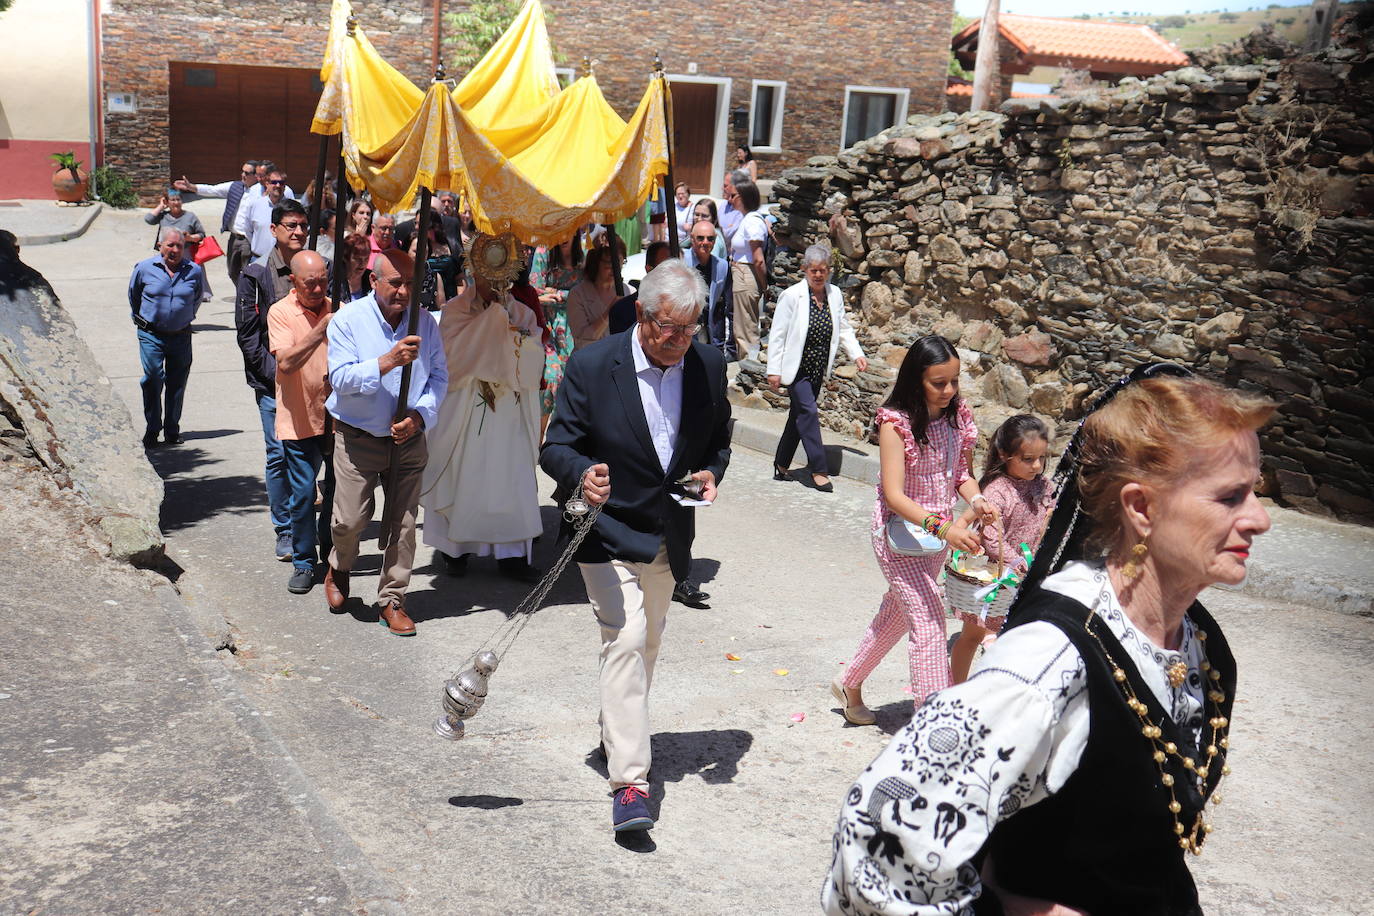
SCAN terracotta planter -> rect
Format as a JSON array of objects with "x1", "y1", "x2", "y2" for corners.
[{"x1": 52, "y1": 167, "x2": 89, "y2": 203}]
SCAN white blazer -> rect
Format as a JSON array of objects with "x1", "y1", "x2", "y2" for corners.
[{"x1": 765, "y1": 280, "x2": 864, "y2": 386}]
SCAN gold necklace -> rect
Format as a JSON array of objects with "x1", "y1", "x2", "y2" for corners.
[{"x1": 1086, "y1": 616, "x2": 1231, "y2": 856}]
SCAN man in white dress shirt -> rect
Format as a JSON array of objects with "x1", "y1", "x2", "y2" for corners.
[{"x1": 540, "y1": 260, "x2": 732, "y2": 833}]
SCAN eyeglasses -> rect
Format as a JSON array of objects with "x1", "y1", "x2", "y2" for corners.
[
  {"x1": 277, "y1": 221, "x2": 308, "y2": 233},
  {"x1": 267, "y1": 179, "x2": 285, "y2": 186},
  {"x1": 650, "y1": 319, "x2": 700, "y2": 336},
  {"x1": 242, "y1": 168, "x2": 255, "y2": 176},
  {"x1": 691, "y1": 234, "x2": 715, "y2": 242}
]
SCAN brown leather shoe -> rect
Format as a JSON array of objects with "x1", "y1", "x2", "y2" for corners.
[
  {"x1": 324, "y1": 566, "x2": 349, "y2": 610},
  {"x1": 378, "y1": 600, "x2": 416, "y2": 637}
]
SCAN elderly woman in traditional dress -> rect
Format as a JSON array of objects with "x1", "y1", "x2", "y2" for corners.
[
  {"x1": 766, "y1": 245, "x2": 866, "y2": 492},
  {"x1": 823, "y1": 365, "x2": 1273, "y2": 916}
]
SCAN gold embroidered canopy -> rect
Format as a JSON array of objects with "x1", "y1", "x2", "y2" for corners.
[{"x1": 310, "y1": 0, "x2": 670, "y2": 246}]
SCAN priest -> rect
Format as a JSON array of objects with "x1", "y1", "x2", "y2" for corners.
[{"x1": 420, "y1": 261, "x2": 545, "y2": 582}]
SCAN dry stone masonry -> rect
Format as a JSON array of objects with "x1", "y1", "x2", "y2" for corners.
[{"x1": 746, "y1": 21, "x2": 1373, "y2": 523}]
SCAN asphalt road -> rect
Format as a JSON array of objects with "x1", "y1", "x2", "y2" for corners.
[{"x1": 14, "y1": 206, "x2": 1374, "y2": 915}]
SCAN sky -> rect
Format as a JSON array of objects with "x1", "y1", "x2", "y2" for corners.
[{"x1": 953, "y1": 0, "x2": 1314, "y2": 15}]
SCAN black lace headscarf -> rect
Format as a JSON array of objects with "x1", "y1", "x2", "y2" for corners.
[{"x1": 1003, "y1": 362, "x2": 1193, "y2": 627}]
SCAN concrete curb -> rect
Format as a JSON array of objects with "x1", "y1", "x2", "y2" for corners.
[
  {"x1": 13, "y1": 202, "x2": 104, "y2": 246},
  {"x1": 153, "y1": 583, "x2": 409, "y2": 915},
  {"x1": 729, "y1": 414, "x2": 1372, "y2": 619}
]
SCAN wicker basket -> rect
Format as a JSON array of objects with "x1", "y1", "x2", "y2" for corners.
[{"x1": 945, "y1": 522, "x2": 1018, "y2": 622}]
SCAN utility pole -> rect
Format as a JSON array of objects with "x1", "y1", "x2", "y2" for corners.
[{"x1": 970, "y1": 0, "x2": 1001, "y2": 112}]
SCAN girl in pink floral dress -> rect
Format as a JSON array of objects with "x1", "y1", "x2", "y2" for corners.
[
  {"x1": 831, "y1": 336, "x2": 997, "y2": 725},
  {"x1": 948, "y1": 414, "x2": 1055, "y2": 683}
]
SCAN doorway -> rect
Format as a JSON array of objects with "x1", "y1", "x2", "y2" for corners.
[
  {"x1": 168, "y1": 61, "x2": 321, "y2": 187},
  {"x1": 667, "y1": 75, "x2": 729, "y2": 197}
]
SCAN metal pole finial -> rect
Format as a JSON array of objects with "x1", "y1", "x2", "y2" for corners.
[
  {"x1": 582, "y1": 55, "x2": 592, "y2": 78},
  {"x1": 434, "y1": 61, "x2": 447, "y2": 82},
  {"x1": 652, "y1": 51, "x2": 664, "y2": 78},
  {"x1": 346, "y1": 15, "x2": 358, "y2": 36}
]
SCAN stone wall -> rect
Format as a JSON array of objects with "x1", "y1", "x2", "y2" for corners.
[{"x1": 751, "y1": 26, "x2": 1374, "y2": 523}]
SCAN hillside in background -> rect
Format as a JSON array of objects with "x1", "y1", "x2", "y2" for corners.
[{"x1": 1085, "y1": 4, "x2": 1353, "y2": 51}]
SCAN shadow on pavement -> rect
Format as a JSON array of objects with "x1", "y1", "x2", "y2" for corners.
[
  {"x1": 150, "y1": 443, "x2": 270, "y2": 533},
  {"x1": 687, "y1": 556, "x2": 721, "y2": 586},
  {"x1": 584, "y1": 728, "x2": 753, "y2": 852},
  {"x1": 448, "y1": 795, "x2": 524, "y2": 810}
]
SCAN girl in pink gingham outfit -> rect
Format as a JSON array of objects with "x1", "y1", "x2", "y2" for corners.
[
  {"x1": 831, "y1": 337, "x2": 996, "y2": 725},
  {"x1": 948, "y1": 414, "x2": 1055, "y2": 683}
]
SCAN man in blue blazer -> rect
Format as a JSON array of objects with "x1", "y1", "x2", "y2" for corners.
[
  {"x1": 541, "y1": 259, "x2": 733, "y2": 833},
  {"x1": 682, "y1": 219, "x2": 734, "y2": 360}
]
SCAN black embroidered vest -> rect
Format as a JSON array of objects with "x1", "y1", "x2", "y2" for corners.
[{"x1": 976, "y1": 591, "x2": 1236, "y2": 916}]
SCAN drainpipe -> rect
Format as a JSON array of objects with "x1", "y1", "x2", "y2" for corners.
[{"x1": 86, "y1": 0, "x2": 104, "y2": 197}]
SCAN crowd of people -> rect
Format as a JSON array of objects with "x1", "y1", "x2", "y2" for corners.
[{"x1": 126, "y1": 152, "x2": 1274, "y2": 910}]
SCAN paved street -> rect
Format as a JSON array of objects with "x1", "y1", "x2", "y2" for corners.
[{"x1": 8, "y1": 204, "x2": 1373, "y2": 915}]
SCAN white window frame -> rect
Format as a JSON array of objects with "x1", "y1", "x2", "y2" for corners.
[
  {"x1": 748, "y1": 79, "x2": 786, "y2": 153},
  {"x1": 554, "y1": 67, "x2": 576, "y2": 88},
  {"x1": 839, "y1": 85, "x2": 910, "y2": 151}
]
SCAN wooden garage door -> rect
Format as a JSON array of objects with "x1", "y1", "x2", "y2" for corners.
[
  {"x1": 671, "y1": 81, "x2": 719, "y2": 195},
  {"x1": 169, "y1": 62, "x2": 321, "y2": 187}
]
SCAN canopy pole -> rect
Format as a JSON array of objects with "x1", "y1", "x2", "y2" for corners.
[
  {"x1": 605, "y1": 223, "x2": 624, "y2": 298},
  {"x1": 654, "y1": 53, "x2": 681, "y2": 259},
  {"x1": 379, "y1": 186, "x2": 432, "y2": 550},
  {"x1": 308, "y1": 134, "x2": 330, "y2": 250},
  {"x1": 330, "y1": 149, "x2": 348, "y2": 310}
]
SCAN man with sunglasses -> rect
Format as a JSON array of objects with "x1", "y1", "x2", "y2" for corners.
[
  {"x1": 246, "y1": 169, "x2": 294, "y2": 258},
  {"x1": 174, "y1": 160, "x2": 258, "y2": 284},
  {"x1": 237, "y1": 199, "x2": 312, "y2": 561},
  {"x1": 682, "y1": 219, "x2": 734, "y2": 360},
  {"x1": 541, "y1": 259, "x2": 732, "y2": 833}
]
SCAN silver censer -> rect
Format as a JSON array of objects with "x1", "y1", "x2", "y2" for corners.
[{"x1": 433, "y1": 650, "x2": 500, "y2": 740}]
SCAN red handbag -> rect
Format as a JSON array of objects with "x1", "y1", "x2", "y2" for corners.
[{"x1": 193, "y1": 235, "x2": 224, "y2": 264}]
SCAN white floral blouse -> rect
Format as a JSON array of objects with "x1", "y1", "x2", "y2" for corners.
[{"x1": 821, "y1": 561, "x2": 1209, "y2": 915}]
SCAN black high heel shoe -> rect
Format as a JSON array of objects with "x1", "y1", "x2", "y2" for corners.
[
  {"x1": 773, "y1": 465, "x2": 791, "y2": 481},
  {"x1": 812, "y1": 474, "x2": 834, "y2": 493}
]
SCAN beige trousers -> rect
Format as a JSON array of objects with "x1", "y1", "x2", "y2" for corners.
[
  {"x1": 579, "y1": 543, "x2": 675, "y2": 790},
  {"x1": 730, "y1": 260, "x2": 761, "y2": 359},
  {"x1": 329, "y1": 421, "x2": 428, "y2": 607}
]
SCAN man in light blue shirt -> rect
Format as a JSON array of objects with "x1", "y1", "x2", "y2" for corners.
[
  {"x1": 323, "y1": 248, "x2": 447, "y2": 636},
  {"x1": 127, "y1": 228, "x2": 206, "y2": 447}
]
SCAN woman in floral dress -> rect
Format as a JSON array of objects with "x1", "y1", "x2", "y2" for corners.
[{"x1": 529, "y1": 232, "x2": 582, "y2": 427}]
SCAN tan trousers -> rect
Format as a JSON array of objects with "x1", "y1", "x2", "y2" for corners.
[
  {"x1": 329, "y1": 421, "x2": 428, "y2": 607},
  {"x1": 731, "y1": 260, "x2": 761, "y2": 359},
  {"x1": 579, "y1": 543, "x2": 675, "y2": 790}
]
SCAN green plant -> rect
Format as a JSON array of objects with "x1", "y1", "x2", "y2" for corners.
[
  {"x1": 443, "y1": 0, "x2": 563, "y2": 72},
  {"x1": 1057, "y1": 138, "x2": 1074, "y2": 170},
  {"x1": 87, "y1": 164, "x2": 138, "y2": 209},
  {"x1": 50, "y1": 151, "x2": 83, "y2": 175},
  {"x1": 949, "y1": 13, "x2": 974, "y2": 80}
]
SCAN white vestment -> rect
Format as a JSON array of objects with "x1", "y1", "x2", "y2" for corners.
[{"x1": 420, "y1": 287, "x2": 544, "y2": 559}]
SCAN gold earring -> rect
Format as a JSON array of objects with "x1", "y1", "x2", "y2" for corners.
[{"x1": 1122, "y1": 542, "x2": 1148, "y2": 579}]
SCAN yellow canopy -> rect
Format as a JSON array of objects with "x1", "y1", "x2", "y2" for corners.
[
  {"x1": 451, "y1": 0, "x2": 561, "y2": 133},
  {"x1": 311, "y1": 0, "x2": 669, "y2": 245}
]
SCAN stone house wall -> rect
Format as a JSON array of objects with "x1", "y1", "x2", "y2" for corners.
[
  {"x1": 545, "y1": 0, "x2": 953, "y2": 178},
  {"x1": 100, "y1": 0, "x2": 954, "y2": 200},
  {"x1": 753, "y1": 35, "x2": 1373, "y2": 523},
  {"x1": 101, "y1": 0, "x2": 437, "y2": 199}
]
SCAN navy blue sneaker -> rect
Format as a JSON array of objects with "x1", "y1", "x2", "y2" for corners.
[
  {"x1": 287, "y1": 566, "x2": 314, "y2": 594},
  {"x1": 612, "y1": 786, "x2": 654, "y2": 832},
  {"x1": 275, "y1": 532, "x2": 292, "y2": 562}
]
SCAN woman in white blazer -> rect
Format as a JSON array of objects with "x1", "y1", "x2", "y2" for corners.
[{"x1": 766, "y1": 245, "x2": 867, "y2": 492}]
